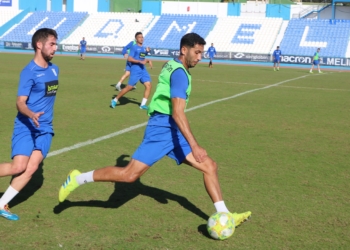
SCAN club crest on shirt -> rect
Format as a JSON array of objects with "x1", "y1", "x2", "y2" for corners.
[{"x1": 45, "y1": 80, "x2": 59, "y2": 97}]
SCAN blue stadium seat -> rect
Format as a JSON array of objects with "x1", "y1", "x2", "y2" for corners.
[
  {"x1": 280, "y1": 19, "x2": 350, "y2": 58},
  {"x1": 2, "y1": 11, "x2": 88, "y2": 43},
  {"x1": 144, "y1": 14, "x2": 217, "y2": 49}
]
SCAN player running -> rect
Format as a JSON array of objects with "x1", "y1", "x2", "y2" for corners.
[
  {"x1": 59, "y1": 33, "x2": 251, "y2": 227},
  {"x1": 273, "y1": 46, "x2": 282, "y2": 71},
  {"x1": 79, "y1": 37, "x2": 87, "y2": 60},
  {"x1": 310, "y1": 48, "x2": 323, "y2": 73},
  {"x1": 0, "y1": 28, "x2": 59, "y2": 221},
  {"x1": 115, "y1": 40, "x2": 136, "y2": 91},
  {"x1": 206, "y1": 43, "x2": 217, "y2": 68},
  {"x1": 110, "y1": 32, "x2": 152, "y2": 110}
]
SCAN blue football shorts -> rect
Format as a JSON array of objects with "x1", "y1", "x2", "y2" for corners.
[
  {"x1": 132, "y1": 125, "x2": 192, "y2": 166},
  {"x1": 128, "y1": 68, "x2": 151, "y2": 86},
  {"x1": 273, "y1": 58, "x2": 280, "y2": 63},
  {"x1": 125, "y1": 61, "x2": 132, "y2": 71},
  {"x1": 80, "y1": 47, "x2": 86, "y2": 53},
  {"x1": 11, "y1": 129, "x2": 53, "y2": 159},
  {"x1": 313, "y1": 60, "x2": 319, "y2": 65}
]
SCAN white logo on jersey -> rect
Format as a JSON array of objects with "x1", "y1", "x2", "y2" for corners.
[
  {"x1": 36, "y1": 73, "x2": 45, "y2": 77},
  {"x1": 52, "y1": 68, "x2": 57, "y2": 76}
]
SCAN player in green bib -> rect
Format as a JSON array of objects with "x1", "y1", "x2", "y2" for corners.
[
  {"x1": 58, "y1": 33, "x2": 252, "y2": 227},
  {"x1": 309, "y1": 48, "x2": 323, "y2": 73}
]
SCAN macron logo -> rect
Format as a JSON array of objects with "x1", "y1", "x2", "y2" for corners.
[{"x1": 52, "y1": 69, "x2": 57, "y2": 76}]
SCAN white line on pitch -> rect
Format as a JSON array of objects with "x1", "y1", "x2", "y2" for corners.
[{"x1": 47, "y1": 73, "x2": 322, "y2": 158}]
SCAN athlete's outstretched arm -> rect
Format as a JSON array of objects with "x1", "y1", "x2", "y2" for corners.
[{"x1": 171, "y1": 98, "x2": 207, "y2": 163}]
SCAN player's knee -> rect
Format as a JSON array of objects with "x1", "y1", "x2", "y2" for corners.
[
  {"x1": 24, "y1": 162, "x2": 40, "y2": 177},
  {"x1": 144, "y1": 82, "x2": 151, "y2": 89},
  {"x1": 206, "y1": 158, "x2": 218, "y2": 175},
  {"x1": 11, "y1": 162, "x2": 27, "y2": 175},
  {"x1": 123, "y1": 173, "x2": 140, "y2": 183},
  {"x1": 119, "y1": 168, "x2": 140, "y2": 183}
]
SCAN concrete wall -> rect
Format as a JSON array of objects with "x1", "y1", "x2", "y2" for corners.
[
  {"x1": 266, "y1": 4, "x2": 291, "y2": 20},
  {"x1": 161, "y1": 1, "x2": 227, "y2": 17},
  {"x1": 241, "y1": 2, "x2": 266, "y2": 18}
]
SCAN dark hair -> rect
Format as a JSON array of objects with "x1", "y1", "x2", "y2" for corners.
[
  {"x1": 180, "y1": 33, "x2": 206, "y2": 51},
  {"x1": 135, "y1": 32, "x2": 142, "y2": 38},
  {"x1": 32, "y1": 28, "x2": 58, "y2": 51}
]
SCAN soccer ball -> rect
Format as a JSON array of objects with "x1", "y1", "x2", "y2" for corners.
[{"x1": 207, "y1": 212, "x2": 235, "y2": 240}]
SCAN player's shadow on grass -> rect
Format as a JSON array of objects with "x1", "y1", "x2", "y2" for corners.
[
  {"x1": 109, "y1": 84, "x2": 136, "y2": 92},
  {"x1": 111, "y1": 95, "x2": 141, "y2": 107},
  {"x1": 53, "y1": 155, "x2": 209, "y2": 221},
  {"x1": 0, "y1": 162, "x2": 44, "y2": 208}
]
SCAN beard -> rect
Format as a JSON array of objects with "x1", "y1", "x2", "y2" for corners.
[
  {"x1": 185, "y1": 55, "x2": 195, "y2": 68},
  {"x1": 41, "y1": 50, "x2": 54, "y2": 62}
]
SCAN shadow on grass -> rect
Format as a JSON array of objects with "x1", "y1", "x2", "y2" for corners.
[
  {"x1": 197, "y1": 224, "x2": 212, "y2": 240},
  {"x1": 110, "y1": 95, "x2": 141, "y2": 107},
  {"x1": 110, "y1": 84, "x2": 137, "y2": 92},
  {"x1": 53, "y1": 155, "x2": 209, "y2": 221},
  {"x1": 0, "y1": 162, "x2": 45, "y2": 208}
]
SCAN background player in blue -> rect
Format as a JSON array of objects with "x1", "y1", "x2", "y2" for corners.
[
  {"x1": 110, "y1": 32, "x2": 153, "y2": 110},
  {"x1": 206, "y1": 43, "x2": 216, "y2": 68},
  {"x1": 0, "y1": 28, "x2": 59, "y2": 221},
  {"x1": 115, "y1": 40, "x2": 136, "y2": 91},
  {"x1": 79, "y1": 37, "x2": 87, "y2": 60},
  {"x1": 59, "y1": 33, "x2": 251, "y2": 228},
  {"x1": 273, "y1": 46, "x2": 282, "y2": 71},
  {"x1": 310, "y1": 48, "x2": 323, "y2": 74}
]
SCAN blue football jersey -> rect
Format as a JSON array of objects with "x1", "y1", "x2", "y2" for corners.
[{"x1": 15, "y1": 60, "x2": 59, "y2": 133}]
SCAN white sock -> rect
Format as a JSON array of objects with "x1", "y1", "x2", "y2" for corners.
[
  {"x1": 141, "y1": 98, "x2": 147, "y2": 106},
  {"x1": 214, "y1": 201, "x2": 229, "y2": 213},
  {"x1": 0, "y1": 185, "x2": 19, "y2": 209},
  {"x1": 116, "y1": 82, "x2": 121, "y2": 88},
  {"x1": 76, "y1": 171, "x2": 95, "y2": 185},
  {"x1": 114, "y1": 97, "x2": 118, "y2": 102}
]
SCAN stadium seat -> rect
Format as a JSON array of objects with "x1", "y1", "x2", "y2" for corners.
[
  {"x1": 280, "y1": 19, "x2": 350, "y2": 57},
  {"x1": 1, "y1": 11, "x2": 88, "y2": 43}
]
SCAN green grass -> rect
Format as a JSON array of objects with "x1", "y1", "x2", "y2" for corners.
[{"x1": 0, "y1": 53, "x2": 349, "y2": 249}]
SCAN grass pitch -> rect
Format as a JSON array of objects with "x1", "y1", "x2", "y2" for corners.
[{"x1": 0, "y1": 53, "x2": 349, "y2": 249}]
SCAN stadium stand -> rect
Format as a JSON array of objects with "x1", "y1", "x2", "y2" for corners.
[
  {"x1": 280, "y1": 18, "x2": 350, "y2": 58},
  {"x1": 0, "y1": 11, "x2": 88, "y2": 42},
  {"x1": 0, "y1": 6, "x2": 349, "y2": 59},
  {"x1": 0, "y1": 9, "x2": 22, "y2": 27},
  {"x1": 143, "y1": 14, "x2": 217, "y2": 50},
  {"x1": 205, "y1": 16, "x2": 283, "y2": 54},
  {"x1": 60, "y1": 12, "x2": 153, "y2": 46}
]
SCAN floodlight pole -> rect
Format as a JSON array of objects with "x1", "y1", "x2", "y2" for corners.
[{"x1": 332, "y1": 0, "x2": 335, "y2": 19}]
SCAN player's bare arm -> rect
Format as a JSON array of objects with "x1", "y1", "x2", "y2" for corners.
[
  {"x1": 16, "y1": 96, "x2": 44, "y2": 127},
  {"x1": 128, "y1": 55, "x2": 146, "y2": 65},
  {"x1": 171, "y1": 97, "x2": 207, "y2": 163}
]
